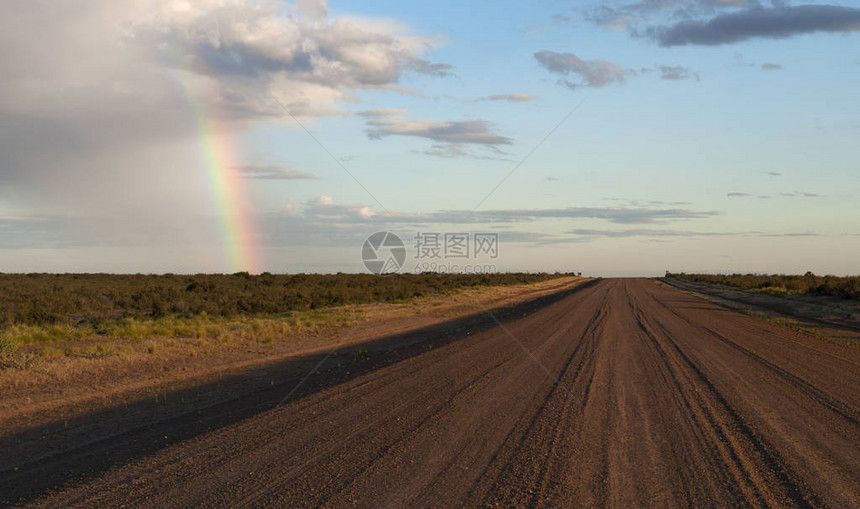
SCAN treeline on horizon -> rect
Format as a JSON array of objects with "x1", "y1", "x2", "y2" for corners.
[
  {"x1": 0, "y1": 272, "x2": 572, "y2": 328},
  {"x1": 665, "y1": 272, "x2": 860, "y2": 300}
]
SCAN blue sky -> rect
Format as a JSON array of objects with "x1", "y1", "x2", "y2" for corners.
[{"x1": 0, "y1": 0, "x2": 858, "y2": 275}]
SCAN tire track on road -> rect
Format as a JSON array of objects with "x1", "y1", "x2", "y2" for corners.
[{"x1": 19, "y1": 279, "x2": 860, "y2": 508}]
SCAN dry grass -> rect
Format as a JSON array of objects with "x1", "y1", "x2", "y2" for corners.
[
  {"x1": 0, "y1": 276, "x2": 585, "y2": 448},
  {"x1": 659, "y1": 277, "x2": 860, "y2": 349},
  {"x1": 0, "y1": 272, "x2": 572, "y2": 372},
  {"x1": 0, "y1": 307, "x2": 365, "y2": 371},
  {"x1": 666, "y1": 272, "x2": 860, "y2": 300},
  {"x1": 0, "y1": 272, "x2": 570, "y2": 328},
  {"x1": 0, "y1": 335, "x2": 18, "y2": 357},
  {"x1": 0, "y1": 335, "x2": 39, "y2": 370},
  {"x1": 0, "y1": 281, "x2": 572, "y2": 370}
]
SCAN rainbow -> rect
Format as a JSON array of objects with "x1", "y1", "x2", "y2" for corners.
[
  {"x1": 191, "y1": 107, "x2": 262, "y2": 274},
  {"x1": 164, "y1": 51, "x2": 262, "y2": 274}
]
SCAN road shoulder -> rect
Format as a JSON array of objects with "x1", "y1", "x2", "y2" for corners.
[{"x1": 658, "y1": 277, "x2": 860, "y2": 347}]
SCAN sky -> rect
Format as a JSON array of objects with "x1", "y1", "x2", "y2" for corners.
[{"x1": 0, "y1": 0, "x2": 858, "y2": 276}]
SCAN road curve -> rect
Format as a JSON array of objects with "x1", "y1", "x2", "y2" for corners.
[{"x1": 20, "y1": 279, "x2": 860, "y2": 507}]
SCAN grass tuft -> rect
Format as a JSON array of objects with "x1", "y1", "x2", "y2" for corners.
[{"x1": 0, "y1": 335, "x2": 19, "y2": 358}]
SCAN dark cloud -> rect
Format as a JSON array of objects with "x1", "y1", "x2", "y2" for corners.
[
  {"x1": 630, "y1": 0, "x2": 756, "y2": 14},
  {"x1": 767, "y1": 171, "x2": 783, "y2": 176},
  {"x1": 410, "y1": 59, "x2": 455, "y2": 77},
  {"x1": 534, "y1": 51, "x2": 628, "y2": 89},
  {"x1": 727, "y1": 192, "x2": 753, "y2": 197},
  {"x1": 761, "y1": 63, "x2": 784, "y2": 70},
  {"x1": 362, "y1": 110, "x2": 513, "y2": 146},
  {"x1": 780, "y1": 192, "x2": 821, "y2": 198},
  {"x1": 586, "y1": 0, "x2": 754, "y2": 33},
  {"x1": 536, "y1": 52, "x2": 698, "y2": 88},
  {"x1": 358, "y1": 109, "x2": 513, "y2": 159},
  {"x1": 650, "y1": 5, "x2": 860, "y2": 47}
]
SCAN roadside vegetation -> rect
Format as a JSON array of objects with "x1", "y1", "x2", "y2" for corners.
[
  {"x1": 0, "y1": 272, "x2": 569, "y2": 327},
  {"x1": 0, "y1": 273, "x2": 571, "y2": 368},
  {"x1": 665, "y1": 272, "x2": 860, "y2": 300}
]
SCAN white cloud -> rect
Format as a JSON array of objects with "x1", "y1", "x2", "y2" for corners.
[
  {"x1": 123, "y1": 0, "x2": 452, "y2": 120},
  {"x1": 234, "y1": 165, "x2": 318, "y2": 180},
  {"x1": 414, "y1": 144, "x2": 513, "y2": 161},
  {"x1": 278, "y1": 196, "x2": 719, "y2": 227},
  {"x1": 297, "y1": 0, "x2": 329, "y2": 19},
  {"x1": 585, "y1": 6, "x2": 643, "y2": 32},
  {"x1": 257, "y1": 196, "x2": 738, "y2": 248},
  {"x1": 478, "y1": 93, "x2": 538, "y2": 102},
  {"x1": 0, "y1": 0, "x2": 450, "y2": 259},
  {"x1": 656, "y1": 65, "x2": 700, "y2": 81},
  {"x1": 356, "y1": 108, "x2": 413, "y2": 117}
]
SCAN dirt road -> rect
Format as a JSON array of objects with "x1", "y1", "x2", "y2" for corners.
[{"x1": 6, "y1": 279, "x2": 860, "y2": 507}]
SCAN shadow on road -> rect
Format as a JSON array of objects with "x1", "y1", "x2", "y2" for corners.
[{"x1": 0, "y1": 279, "x2": 598, "y2": 505}]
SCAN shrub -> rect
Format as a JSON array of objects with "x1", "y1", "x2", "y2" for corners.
[
  {"x1": 0, "y1": 273, "x2": 572, "y2": 329},
  {"x1": 665, "y1": 272, "x2": 860, "y2": 300}
]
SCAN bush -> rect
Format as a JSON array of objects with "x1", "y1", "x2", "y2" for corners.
[
  {"x1": 0, "y1": 272, "x2": 573, "y2": 329},
  {"x1": 665, "y1": 272, "x2": 860, "y2": 300}
]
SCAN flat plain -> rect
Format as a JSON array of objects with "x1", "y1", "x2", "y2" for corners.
[{"x1": 2, "y1": 278, "x2": 858, "y2": 507}]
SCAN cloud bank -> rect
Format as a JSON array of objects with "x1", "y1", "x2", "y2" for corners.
[
  {"x1": 649, "y1": 5, "x2": 860, "y2": 47},
  {"x1": 0, "y1": 0, "x2": 451, "y2": 257}
]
